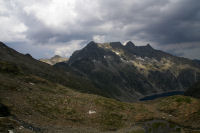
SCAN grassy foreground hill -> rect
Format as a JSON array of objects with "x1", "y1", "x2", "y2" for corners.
[{"x1": 1, "y1": 68, "x2": 200, "y2": 133}]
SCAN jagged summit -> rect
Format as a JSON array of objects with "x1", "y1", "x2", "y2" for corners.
[
  {"x1": 87, "y1": 41, "x2": 96, "y2": 45},
  {"x1": 125, "y1": 41, "x2": 135, "y2": 47},
  {"x1": 84, "y1": 41, "x2": 98, "y2": 50},
  {"x1": 0, "y1": 41, "x2": 8, "y2": 49},
  {"x1": 51, "y1": 55, "x2": 62, "y2": 59},
  {"x1": 86, "y1": 41, "x2": 155, "y2": 51},
  {"x1": 85, "y1": 41, "x2": 123, "y2": 51},
  {"x1": 60, "y1": 40, "x2": 200, "y2": 101},
  {"x1": 145, "y1": 43, "x2": 153, "y2": 49},
  {"x1": 0, "y1": 41, "x2": 5, "y2": 45},
  {"x1": 74, "y1": 41, "x2": 170, "y2": 61},
  {"x1": 0, "y1": 41, "x2": 4, "y2": 45},
  {"x1": 25, "y1": 53, "x2": 33, "y2": 58}
]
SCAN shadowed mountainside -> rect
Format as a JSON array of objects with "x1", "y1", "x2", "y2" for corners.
[
  {"x1": 55, "y1": 41, "x2": 200, "y2": 101},
  {"x1": 0, "y1": 41, "x2": 104, "y2": 96},
  {"x1": 185, "y1": 81, "x2": 200, "y2": 98}
]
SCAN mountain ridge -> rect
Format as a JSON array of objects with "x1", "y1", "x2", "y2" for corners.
[
  {"x1": 56, "y1": 41, "x2": 200, "y2": 101},
  {"x1": 0, "y1": 41, "x2": 104, "y2": 96},
  {"x1": 1, "y1": 41, "x2": 200, "y2": 102},
  {"x1": 39, "y1": 55, "x2": 68, "y2": 65}
]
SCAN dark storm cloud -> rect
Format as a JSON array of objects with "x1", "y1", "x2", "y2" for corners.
[
  {"x1": 143, "y1": 0, "x2": 200, "y2": 44},
  {"x1": 6, "y1": 0, "x2": 200, "y2": 44},
  {"x1": 0, "y1": 0, "x2": 200, "y2": 58}
]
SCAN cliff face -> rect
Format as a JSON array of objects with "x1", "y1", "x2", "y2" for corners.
[{"x1": 56, "y1": 41, "x2": 200, "y2": 101}]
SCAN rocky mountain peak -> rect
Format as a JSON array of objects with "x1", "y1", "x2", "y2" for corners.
[
  {"x1": 40, "y1": 55, "x2": 68, "y2": 65},
  {"x1": 71, "y1": 41, "x2": 166, "y2": 62},
  {"x1": 0, "y1": 41, "x2": 5, "y2": 45},
  {"x1": 25, "y1": 53, "x2": 33, "y2": 58},
  {"x1": 85, "y1": 41, "x2": 98, "y2": 49},
  {"x1": 125, "y1": 41, "x2": 135, "y2": 47},
  {"x1": 95, "y1": 42, "x2": 123, "y2": 50},
  {"x1": 51, "y1": 55, "x2": 62, "y2": 59},
  {"x1": 0, "y1": 41, "x2": 8, "y2": 49},
  {"x1": 109, "y1": 42, "x2": 123, "y2": 48},
  {"x1": 62, "y1": 40, "x2": 200, "y2": 101},
  {"x1": 145, "y1": 43, "x2": 153, "y2": 49}
]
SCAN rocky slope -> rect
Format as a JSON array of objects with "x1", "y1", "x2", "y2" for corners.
[
  {"x1": 40, "y1": 55, "x2": 68, "y2": 65},
  {"x1": 56, "y1": 41, "x2": 200, "y2": 101}
]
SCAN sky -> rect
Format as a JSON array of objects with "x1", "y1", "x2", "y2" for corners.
[{"x1": 0, "y1": 0, "x2": 200, "y2": 59}]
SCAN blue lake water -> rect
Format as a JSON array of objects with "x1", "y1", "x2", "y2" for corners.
[{"x1": 139, "y1": 91, "x2": 185, "y2": 101}]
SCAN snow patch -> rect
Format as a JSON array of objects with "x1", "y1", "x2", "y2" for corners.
[
  {"x1": 88, "y1": 110, "x2": 96, "y2": 114},
  {"x1": 29, "y1": 82, "x2": 35, "y2": 85},
  {"x1": 112, "y1": 50, "x2": 121, "y2": 56},
  {"x1": 136, "y1": 56, "x2": 145, "y2": 61},
  {"x1": 19, "y1": 126, "x2": 24, "y2": 130},
  {"x1": 8, "y1": 130, "x2": 14, "y2": 133},
  {"x1": 115, "y1": 52, "x2": 120, "y2": 55}
]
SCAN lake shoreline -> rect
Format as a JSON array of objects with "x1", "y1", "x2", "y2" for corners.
[{"x1": 139, "y1": 91, "x2": 185, "y2": 101}]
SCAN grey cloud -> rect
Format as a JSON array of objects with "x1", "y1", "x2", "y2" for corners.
[
  {"x1": 1, "y1": 0, "x2": 200, "y2": 59},
  {"x1": 143, "y1": 0, "x2": 200, "y2": 44},
  {"x1": 11, "y1": 0, "x2": 200, "y2": 44}
]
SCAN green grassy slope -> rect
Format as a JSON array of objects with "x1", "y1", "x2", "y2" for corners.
[{"x1": 0, "y1": 71, "x2": 200, "y2": 133}]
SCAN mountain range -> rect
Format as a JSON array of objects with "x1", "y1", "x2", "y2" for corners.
[
  {"x1": 55, "y1": 41, "x2": 200, "y2": 101},
  {"x1": 0, "y1": 41, "x2": 200, "y2": 132}
]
